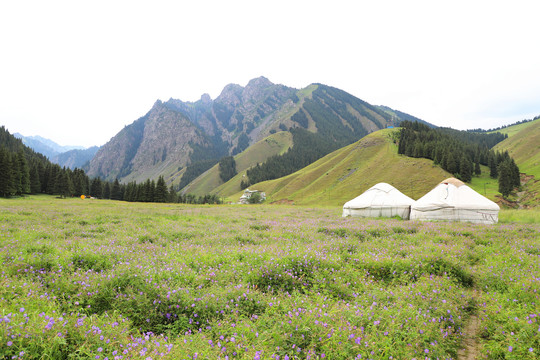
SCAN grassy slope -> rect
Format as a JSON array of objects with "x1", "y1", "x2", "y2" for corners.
[
  {"x1": 493, "y1": 118, "x2": 540, "y2": 206},
  {"x1": 230, "y1": 128, "x2": 451, "y2": 206},
  {"x1": 183, "y1": 131, "x2": 293, "y2": 196},
  {"x1": 494, "y1": 118, "x2": 540, "y2": 177},
  {"x1": 491, "y1": 118, "x2": 540, "y2": 137}
]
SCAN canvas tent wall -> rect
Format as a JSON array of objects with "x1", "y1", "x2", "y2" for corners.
[
  {"x1": 410, "y1": 178, "x2": 499, "y2": 224},
  {"x1": 342, "y1": 183, "x2": 415, "y2": 219}
]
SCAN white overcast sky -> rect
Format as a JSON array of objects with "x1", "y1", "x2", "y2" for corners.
[{"x1": 1, "y1": 0, "x2": 539, "y2": 148}]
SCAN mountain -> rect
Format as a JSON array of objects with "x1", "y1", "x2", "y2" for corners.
[
  {"x1": 87, "y1": 100, "x2": 216, "y2": 183},
  {"x1": 228, "y1": 128, "x2": 451, "y2": 206},
  {"x1": 14, "y1": 133, "x2": 84, "y2": 160},
  {"x1": 88, "y1": 77, "x2": 425, "y2": 186},
  {"x1": 52, "y1": 146, "x2": 99, "y2": 170},
  {"x1": 13, "y1": 133, "x2": 93, "y2": 169}
]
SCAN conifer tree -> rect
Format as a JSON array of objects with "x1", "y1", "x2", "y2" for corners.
[
  {"x1": 459, "y1": 154, "x2": 473, "y2": 182},
  {"x1": 488, "y1": 152, "x2": 498, "y2": 178},
  {"x1": 17, "y1": 150, "x2": 30, "y2": 194},
  {"x1": 0, "y1": 147, "x2": 10, "y2": 197},
  {"x1": 155, "y1": 176, "x2": 168, "y2": 203},
  {"x1": 8, "y1": 152, "x2": 20, "y2": 196},
  {"x1": 509, "y1": 158, "x2": 521, "y2": 188},
  {"x1": 218, "y1": 156, "x2": 237, "y2": 183},
  {"x1": 446, "y1": 152, "x2": 458, "y2": 175},
  {"x1": 47, "y1": 165, "x2": 59, "y2": 194},
  {"x1": 498, "y1": 159, "x2": 514, "y2": 198},
  {"x1": 111, "y1": 178, "x2": 122, "y2": 200},
  {"x1": 90, "y1": 177, "x2": 103, "y2": 198},
  {"x1": 30, "y1": 164, "x2": 41, "y2": 194},
  {"x1": 103, "y1": 182, "x2": 111, "y2": 199},
  {"x1": 142, "y1": 179, "x2": 152, "y2": 202},
  {"x1": 55, "y1": 170, "x2": 70, "y2": 198}
]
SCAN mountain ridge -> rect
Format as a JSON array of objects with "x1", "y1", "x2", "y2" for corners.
[
  {"x1": 13, "y1": 133, "x2": 95, "y2": 169},
  {"x1": 87, "y1": 77, "x2": 428, "y2": 187}
]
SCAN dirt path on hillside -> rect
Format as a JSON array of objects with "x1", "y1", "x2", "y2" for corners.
[
  {"x1": 457, "y1": 312, "x2": 480, "y2": 360},
  {"x1": 456, "y1": 279, "x2": 483, "y2": 360}
]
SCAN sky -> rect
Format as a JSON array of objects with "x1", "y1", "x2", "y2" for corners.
[{"x1": 1, "y1": 0, "x2": 539, "y2": 148}]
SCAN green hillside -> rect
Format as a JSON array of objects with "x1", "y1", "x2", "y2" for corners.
[
  {"x1": 182, "y1": 131, "x2": 293, "y2": 196},
  {"x1": 494, "y1": 118, "x2": 540, "y2": 206},
  {"x1": 230, "y1": 129, "x2": 451, "y2": 206},
  {"x1": 490, "y1": 118, "x2": 539, "y2": 137}
]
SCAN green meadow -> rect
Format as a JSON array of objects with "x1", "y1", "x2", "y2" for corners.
[{"x1": 1, "y1": 196, "x2": 539, "y2": 359}]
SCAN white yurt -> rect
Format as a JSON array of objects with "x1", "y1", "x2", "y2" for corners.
[
  {"x1": 410, "y1": 178, "x2": 499, "y2": 224},
  {"x1": 342, "y1": 183, "x2": 415, "y2": 219}
]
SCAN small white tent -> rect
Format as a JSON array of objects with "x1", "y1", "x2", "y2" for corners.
[
  {"x1": 410, "y1": 178, "x2": 499, "y2": 224},
  {"x1": 342, "y1": 183, "x2": 415, "y2": 219}
]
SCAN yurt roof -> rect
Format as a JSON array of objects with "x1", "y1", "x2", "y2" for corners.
[
  {"x1": 413, "y1": 177, "x2": 499, "y2": 211},
  {"x1": 343, "y1": 183, "x2": 415, "y2": 209}
]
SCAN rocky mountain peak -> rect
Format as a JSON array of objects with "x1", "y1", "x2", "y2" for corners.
[
  {"x1": 245, "y1": 76, "x2": 273, "y2": 90},
  {"x1": 242, "y1": 76, "x2": 275, "y2": 104},
  {"x1": 200, "y1": 93, "x2": 212, "y2": 104},
  {"x1": 152, "y1": 99, "x2": 164, "y2": 109},
  {"x1": 216, "y1": 83, "x2": 244, "y2": 106}
]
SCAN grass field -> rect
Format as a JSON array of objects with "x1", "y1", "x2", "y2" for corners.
[{"x1": 1, "y1": 196, "x2": 539, "y2": 359}]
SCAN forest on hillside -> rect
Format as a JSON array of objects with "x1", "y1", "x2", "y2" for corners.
[
  {"x1": 398, "y1": 121, "x2": 520, "y2": 196},
  {"x1": 0, "y1": 126, "x2": 220, "y2": 204}
]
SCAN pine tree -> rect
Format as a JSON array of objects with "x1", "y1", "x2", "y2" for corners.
[
  {"x1": 142, "y1": 179, "x2": 152, "y2": 202},
  {"x1": 90, "y1": 177, "x2": 102, "y2": 198},
  {"x1": 8, "y1": 152, "x2": 20, "y2": 196},
  {"x1": 498, "y1": 159, "x2": 513, "y2": 198},
  {"x1": 218, "y1": 156, "x2": 237, "y2": 183},
  {"x1": 30, "y1": 164, "x2": 41, "y2": 194},
  {"x1": 155, "y1": 176, "x2": 168, "y2": 203},
  {"x1": 39, "y1": 163, "x2": 49, "y2": 194},
  {"x1": 509, "y1": 158, "x2": 521, "y2": 188},
  {"x1": 488, "y1": 152, "x2": 498, "y2": 178},
  {"x1": 17, "y1": 150, "x2": 30, "y2": 194},
  {"x1": 0, "y1": 147, "x2": 10, "y2": 197},
  {"x1": 47, "y1": 165, "x2": 58, "y2": 195},
  {"x1": 459, "y1": 154, "x2": 472, "y2": 182},
  {"x1": 446, "y1": 152, "x2": 458, "y2": 175},
  {"x1": 103, "y1": 182, "x2": 111, "y2": 199},
  {"x1": 111, "y1": 178, "x2": 122, "y2": 200},
  {"x1": 55, "y1": 170, "x2": 70, "y2": 198}
]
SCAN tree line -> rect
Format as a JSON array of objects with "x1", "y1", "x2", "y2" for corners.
[
  {"x1": 0, "y1": 126, "x2": 221, "y2": 204},
  {"x1": 469, "y1": 114, "x2": 540, "y2": 133},
  {"x1": 398, "y1": 121, "x2": 520, "y2": 197}
]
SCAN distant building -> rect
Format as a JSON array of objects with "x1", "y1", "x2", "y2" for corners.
[{"x1": 239, "y1": 189, "x2": 266, "y2": 204}]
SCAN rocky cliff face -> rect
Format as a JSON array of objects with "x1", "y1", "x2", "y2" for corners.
[
  {"x1": 87, "y1": 101, "x2": 212, "y2": 183},
  {"x1": 88, "y1": 77, "x2": 403, "y2": 186}
]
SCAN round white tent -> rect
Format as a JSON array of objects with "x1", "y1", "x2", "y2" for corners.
[
  {"x1": 342, "y1": 183, "x2": 415, "y2": 219},
  {"x1": 410, "y1": 178, "x2": 499, "y2": 224}
]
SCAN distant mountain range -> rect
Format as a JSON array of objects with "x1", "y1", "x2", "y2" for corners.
[
  {"x1": 14, "y1": 133, "x2": 99, "y2": 169},
  {"x1": 87, "y1": 76, "x2": 429, "y2": 187}
]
